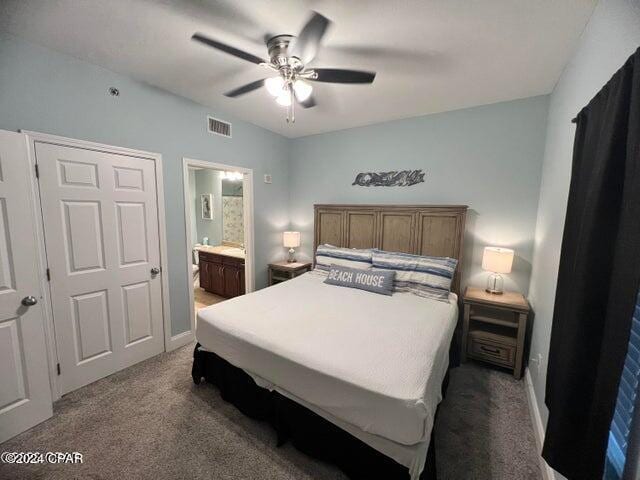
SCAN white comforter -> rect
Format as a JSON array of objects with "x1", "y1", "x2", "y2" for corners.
[{"x1": 196, "y1": 271, "x2": 457, "y2": 447}]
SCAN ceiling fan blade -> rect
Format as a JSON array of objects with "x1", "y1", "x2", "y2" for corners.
[
  {"x1": 290, "y1": 12, "x2": 332, "y2": 64},
  {"x1": 296, "y1": 93, "x2": 316, "y2": 108},
  {"x1": 224, "y1": 79, "x2": 266, "y2": 97},
  {"x1": 192, "y1": 32, "x2": 266, "y2": 65},
  {"x1": 310, "y1": 68, "x2": 376, "y2": 84}
]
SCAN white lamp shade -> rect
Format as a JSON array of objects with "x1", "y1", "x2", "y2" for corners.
[
  {"x1": 276, "y1": 91, "x2": 292, "y2": 106},
  {"x1": 265, "y1": 76, "x2": 285, "y2": 97},
  {"x1": 482, "y1": 247, "x2": 514, "y2": 274},
  {"x1": 283, "y1": 231, "x2": 300, "y2": 248},
  {"x1": 293, "y1": 79, "x2": 313, "y2": 101}
]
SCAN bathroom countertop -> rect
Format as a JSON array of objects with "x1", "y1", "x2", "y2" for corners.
[{"x1": 195, "y1": 244, "x2": 245, "y2": 260}]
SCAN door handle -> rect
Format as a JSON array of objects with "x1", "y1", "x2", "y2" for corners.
[
  {"x1": 150, "y1": 267, "x2": 160, "y2": 276},
  {"x1": 21, "y1": 296, "x2": 38, "y2": 307}
]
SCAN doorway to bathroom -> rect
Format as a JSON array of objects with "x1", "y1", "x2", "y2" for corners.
[{"x1": 182, "y1": 158, "x2": 254, "y2": 325}]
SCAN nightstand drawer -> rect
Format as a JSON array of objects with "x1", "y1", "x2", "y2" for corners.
[{"x1": 468, "y1": 331, "x2": 516, "y2": 367}]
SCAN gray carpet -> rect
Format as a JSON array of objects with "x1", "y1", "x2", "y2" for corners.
[{"x1": 0, "y1": 344, "x2": 541, "y2": 480}]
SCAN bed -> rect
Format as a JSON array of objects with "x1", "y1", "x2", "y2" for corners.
[{"x1": 192, "y1": 204, "x2": 468, "y2": 479}]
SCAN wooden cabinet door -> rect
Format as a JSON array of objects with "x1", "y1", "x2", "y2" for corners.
[
  {"x1": 223, "y1": 265, "x2": 239, "y2": 298},
  {"x1": 199, "y1": 260, "x2": 211, "y2": 291},
  {"x1": 211, "y1": 263, "x2": 225, "y2": 296},
  {"x1": 238, "y1": 266, "x2": 245, "y2": 295},
  {"x1": 200, "y1": 254, "x2": 245, "y2": 298}
]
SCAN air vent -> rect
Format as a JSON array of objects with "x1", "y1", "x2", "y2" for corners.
[{"x1": 208, "y1": 116, "x2": 232, "y2": 138}]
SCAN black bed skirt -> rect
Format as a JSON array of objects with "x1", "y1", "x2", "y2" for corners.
[{"x1": 192, "y1": 344, "x2": 447, "y2": 480}]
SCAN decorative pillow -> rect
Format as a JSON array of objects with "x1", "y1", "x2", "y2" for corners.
[
  {"x1": 324, "y1": 264, "x2": 395, "y2": 296},
  {"x1": 371, "y1": 250, "x2": 457, "y2": 301},
  {"x1": 315, "y1": 244, "x2": 373, "y2": 272}
]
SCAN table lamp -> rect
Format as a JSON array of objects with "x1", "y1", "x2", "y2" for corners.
[
  {"x1": 482, "y1": 246, "x2": 514, "y2": 294},
  {"x1": 283, "y1": 231, "x2": 300, "y2": 263}
]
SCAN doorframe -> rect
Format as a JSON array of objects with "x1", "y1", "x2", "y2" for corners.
[
  {"x1": 182, "y1": 157, "x2": 255, "y2": 334},
  {"x1": 22, "y1": 130, "x2": 172, "y2": 400}
]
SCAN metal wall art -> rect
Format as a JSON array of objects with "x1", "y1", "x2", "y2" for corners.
[{"x1": 352, "y1": 169, "x2": 425, "y2": 187}]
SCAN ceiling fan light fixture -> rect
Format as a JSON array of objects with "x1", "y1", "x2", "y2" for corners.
[
  {"x1": 276, "y1": 90, "x2": 292, "y2": 107},
  {"x1": 293, "y1": 79, "x2": 313, "y2": 102},
  {"x1": 192, "y1": 11, "x2": 376, "y2": 124},
  {"x1": 265, "y1": 76, "x2": 285, "y2": 97}
]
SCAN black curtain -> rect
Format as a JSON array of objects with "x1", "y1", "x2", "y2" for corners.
[{"x1": 542, "y1": 47, "x2": 640, "y2": 479}]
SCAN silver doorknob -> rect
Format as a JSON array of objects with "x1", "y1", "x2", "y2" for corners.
[
  {"x1": 150, "y1": 267, "x2": 160, "y2": 276},
  {"x1": 21, "y1": 296, "x2": 38, "y2": 307}
]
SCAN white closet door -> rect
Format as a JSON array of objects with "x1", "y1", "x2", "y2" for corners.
[
  {"x1": 0, "y1": 130, "x2": 52, "y2": 443},
  {"x1": 35, "y1": 142, "x2": 164, "y2": 395}
]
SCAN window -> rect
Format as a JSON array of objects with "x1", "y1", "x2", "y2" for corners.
[{"x1": 606, "y1": 292, "x2": 640, "y2": 479}]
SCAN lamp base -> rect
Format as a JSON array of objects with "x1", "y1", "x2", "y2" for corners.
[
  {"x1": 287, "y1": 248, "x2": 296, "y2": 263},
  {"x1": 485, "y1": 273, "x2": 504, "y2": 295},
  {"x1": 485, "y1": 288, "x2": 504, "y2": 295}
]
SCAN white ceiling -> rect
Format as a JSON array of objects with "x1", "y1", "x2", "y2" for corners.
[{"x1": 1, "y1": 0, "x2": 597, "y2": 138}]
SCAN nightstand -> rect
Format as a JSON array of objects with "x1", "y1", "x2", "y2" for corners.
[
  {"x1": 268, "y1": 261, "x2": 312, "y2": 286},
  {"x1": 461, "y1": 286, "x2": 530, "y2": 379}
]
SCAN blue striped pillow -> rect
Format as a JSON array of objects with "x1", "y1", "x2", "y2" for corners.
[
  {"x1": 315, "y1": 244, "x2": 373, "y2": 272},
  {"x1": 371, "y1": 249, "x2": 457, "y2": 301}
]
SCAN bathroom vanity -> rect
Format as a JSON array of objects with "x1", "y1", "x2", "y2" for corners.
[{"x1": 196, "y1": 245, "x2": 245, "y2": 298}]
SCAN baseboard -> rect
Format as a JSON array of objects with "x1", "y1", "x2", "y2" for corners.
[
  {"x1": 167, "y1": 330, "x2": 195, "y2": 351},
  {"x1": 524, "y1": 368, "x2": 557, "y2": 480}
]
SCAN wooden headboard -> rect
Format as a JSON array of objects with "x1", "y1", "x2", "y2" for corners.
[{"x1": 313, "y1": 204, "x2": 468, "y2": 295}]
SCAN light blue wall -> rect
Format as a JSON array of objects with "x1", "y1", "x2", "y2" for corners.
[
  {"x1": 289, "y1": 96, "x2": 550, "y2": 294},
  {"x1": 193, "y1": 169, "x2": 223, "y2": 246},
  {"x1": 0, "y1": 30, "x2": 567, "y2": 346},
  {"x1": 0, "y1": 33, "x2": 290, "y2": 336},
  {"x1": 527, "y1": 0, "x2": 640, "y2": 447}
]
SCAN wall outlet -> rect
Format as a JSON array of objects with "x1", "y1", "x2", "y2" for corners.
[
  {"x1": 264, "y1": 174, "x2": 272, "y2": 184},
  {"x1": 530, "y1": 353, "x2": 543, "y2": 376}
]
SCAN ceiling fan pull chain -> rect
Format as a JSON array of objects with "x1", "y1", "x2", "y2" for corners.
[
  {"x1": 286, "y1": 86, "x2": 295, "y2": 124},
  {"x1": 290, "y1": 89, "x2": 295, "y2": 123}
]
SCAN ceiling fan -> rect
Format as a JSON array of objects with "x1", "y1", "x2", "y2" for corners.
[{"x1": 192, "y1": 11, "x2": 376, "y2": 124}]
